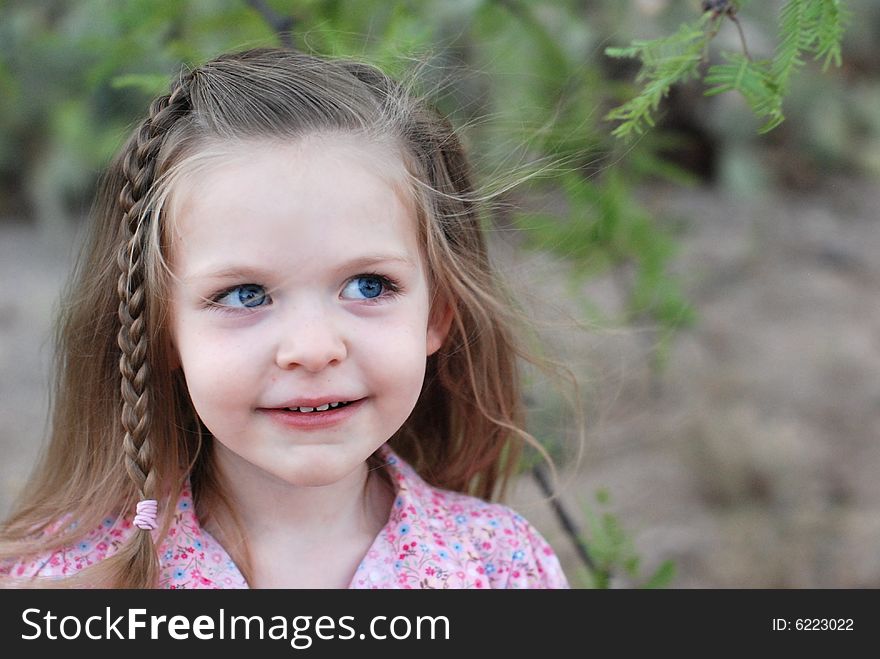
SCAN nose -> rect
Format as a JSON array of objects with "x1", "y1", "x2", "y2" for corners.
[{"x1": 274, "y1": 304, "x2": 348, "y2": 372}]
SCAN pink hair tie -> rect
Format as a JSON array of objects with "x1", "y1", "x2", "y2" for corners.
[{"x1": 134, "y1": 499, "x2": 158, "y2": 530}]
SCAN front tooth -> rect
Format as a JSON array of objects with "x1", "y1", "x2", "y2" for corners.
[
  {"x1": 299, "y1": 406, "x2": 315, "y2": 413},
  {"x1": 315, "y1": 404, "x2": 330, "y2": 411}
]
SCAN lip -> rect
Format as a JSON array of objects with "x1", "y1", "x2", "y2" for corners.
[{"x1": 258, "y1": 397, "x2": 366, "y2": 430}]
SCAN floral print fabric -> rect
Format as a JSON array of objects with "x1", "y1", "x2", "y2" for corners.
[{"x1": 3, "y1": 446, "x2": 569, "y2": 589}]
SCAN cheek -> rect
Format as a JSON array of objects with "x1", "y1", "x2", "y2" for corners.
[
  {"x1": 361, "y1": 319, "x2": 429, "y2": 408},
  {"x1": 173, "y1": 326, "x2": 262, "y2": 412}
]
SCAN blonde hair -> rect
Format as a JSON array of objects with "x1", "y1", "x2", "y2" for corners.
[{"x1": 0, "y1": 48, "x2": 580, "y2": 588}]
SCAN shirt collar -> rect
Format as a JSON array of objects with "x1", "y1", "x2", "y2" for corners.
[{"x1": 157, "y1": 444, "x2": 424, "y2": 589}]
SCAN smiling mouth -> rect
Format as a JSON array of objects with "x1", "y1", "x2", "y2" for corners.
[{"x1": 260, "y1": 398, "x2": 365, "y2": 428}]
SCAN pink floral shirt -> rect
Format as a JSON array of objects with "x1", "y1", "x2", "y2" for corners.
[{"x1": 3, "y1": 446, "x2": 569, "y2": 589}]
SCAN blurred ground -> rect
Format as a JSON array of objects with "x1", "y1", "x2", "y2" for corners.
[
  {"x1": 506, "y1": 177, "x2": 880, "y2": 588},
  {"x1": 2, "y1": 177, "x2": 879, "y2": 587}
]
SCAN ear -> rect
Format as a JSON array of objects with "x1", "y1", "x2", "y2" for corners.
[
  {"x1": 426, "y1": 295, "x2": 454, "y2": 356},
  {"x1": 167, "y1": 347, "x2": 181, "y2": 371},
  {"x1": 164, "y1": 332, "x2": 181, "y2": 371}
]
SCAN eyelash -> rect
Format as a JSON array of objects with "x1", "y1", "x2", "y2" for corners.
[{"x1": 206, "y1": 273, "x2": 402, "y2": 313}]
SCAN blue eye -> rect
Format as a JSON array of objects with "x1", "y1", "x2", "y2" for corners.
[
  {"x1": 341, "y1": 275, "x2": 396, "y2": 301},
  {"x1": 213, "y1": 284, "x2": 270, "y2": 309}
]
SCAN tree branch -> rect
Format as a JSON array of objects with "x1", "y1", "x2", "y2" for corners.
[{"x1": 531, "y1": 463, "x2": 600, "y2": 576}]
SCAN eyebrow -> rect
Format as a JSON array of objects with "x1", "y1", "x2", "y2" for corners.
[
  {"x1": 189, "y1": 254, "x2": 417, "y2": 281},
  {"x1": 334, "y1": 254, "x2": 417, "y2": 272}
]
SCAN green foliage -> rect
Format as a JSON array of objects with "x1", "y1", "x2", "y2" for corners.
[
  {"x1": 517, "y1": 169, "x2": 695, "y2": 330},
  {"x1": 576, "y1": 488, "x2": 676, "y2": 589},
  {"x1": 777, "y1": 0, "x2": 849, "y2": 77},
  {"x1": 465, "y1": 0, "x2": 695, "y2": 335},
  {"x1": 704, "y1": 53, "x2": 782, "y2": 131},
  {"x1": 606, "y1": 0, "x2": 851, "y2": 136},
  {"x1": 605, "y1": 17, "x2": 714, "y2": 138}
]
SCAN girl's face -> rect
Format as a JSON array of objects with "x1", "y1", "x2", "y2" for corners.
[{"x1": 168, "y1": 135, "x2": 450, "y2": 489}]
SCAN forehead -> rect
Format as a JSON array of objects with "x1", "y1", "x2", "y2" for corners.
[{"x1": 168, "y1": 135, "x2": 422, "y2": 276}]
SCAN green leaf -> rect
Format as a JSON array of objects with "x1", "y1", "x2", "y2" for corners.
[{"x1": 642, "y1": 560, "x2": 677, "y2": 589}]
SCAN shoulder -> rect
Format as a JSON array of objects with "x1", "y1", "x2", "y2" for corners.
[
  {"x1": 0, "y1": 515, "x2": 135, "y2": 584},
  {"x1": 430, "y1": 488, "x2": 570, "y2": 589},
  {"x1": 381, "y1": 450, "x2": 569, "y2": 589}
]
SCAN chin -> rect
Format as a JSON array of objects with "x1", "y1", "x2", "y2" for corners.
[
  {"x1": 282, "y1": 470, "x2": 349, "y2": 488},
  {"x1": 278, "y1": 449, "x2": 368, "y2": 488}
]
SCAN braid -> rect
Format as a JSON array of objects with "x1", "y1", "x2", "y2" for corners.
[{"x1": 116, "y1": 77, "x2": 192, "y2": 520}]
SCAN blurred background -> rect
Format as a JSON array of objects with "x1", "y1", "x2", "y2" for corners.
[{"x1": 1, "y1": 0, "x2": 879, "y2": 588}]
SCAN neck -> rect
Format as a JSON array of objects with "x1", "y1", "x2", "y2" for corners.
[{"x1": 205, "y1": 447, "x2": 391, "y2": 548}]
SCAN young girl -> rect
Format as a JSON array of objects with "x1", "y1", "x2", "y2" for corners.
[{"x1": 0, "y1": 48, "x2": 570, "y2": 589}]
